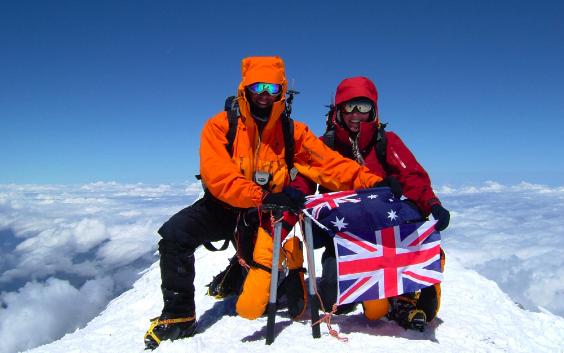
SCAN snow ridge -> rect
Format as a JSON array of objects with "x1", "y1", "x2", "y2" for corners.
[{"x1": 26, "y1": 248, "x2": 564, "y2": 353}]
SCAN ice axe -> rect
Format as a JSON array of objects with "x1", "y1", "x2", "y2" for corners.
[
  {"x1": 262, "y1": 204, "x2": 320, "y2": 344},
  {"x1": 303, "y1": 216, "x2": 321, "y2": 339},
  {"x1": 263, "y1": 205, "x2": 285, "y2": 345}
]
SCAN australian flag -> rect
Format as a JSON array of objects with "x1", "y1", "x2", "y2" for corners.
[{"x1": 303, "y1": 187, "x2": 442, "y2": 305}]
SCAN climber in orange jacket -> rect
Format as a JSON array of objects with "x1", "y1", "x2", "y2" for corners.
[{"x1": 143, "y1": 56, "x2": 383, "y2": 349}]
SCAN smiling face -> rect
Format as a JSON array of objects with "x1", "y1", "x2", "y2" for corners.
[
  {"x1": 248, "y1": 89, "x2": 279, "y2": 109},
  {"x1": 340, "y1": 99, "x2": 373, "y2": 133}
]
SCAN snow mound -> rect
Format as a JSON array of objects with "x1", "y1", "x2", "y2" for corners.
[{"x1": 25, "y1": 248, "x2": 564, "y2": 353}]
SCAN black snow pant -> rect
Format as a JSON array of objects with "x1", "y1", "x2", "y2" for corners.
[{"x1": 157, "y1": 196, "x2": 238, "y2": 317}]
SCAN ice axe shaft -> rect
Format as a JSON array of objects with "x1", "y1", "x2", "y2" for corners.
[
  {"x1": 304, "y1": 216, "x2": 321, "y2": 338},
  {"x1": 266, "y1": 212, "x2": 283, "y2": 345}
]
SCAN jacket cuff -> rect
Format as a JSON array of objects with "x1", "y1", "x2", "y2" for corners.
[
  {"x1": 427, "y1": 198, "x2": 441, "y2": 207},
  {"x1": 253, "y1": 187, "x2": 267, "y2": 207},
  {"x1": 423, "y1": 198, "x2": 441, "y2": 215}
]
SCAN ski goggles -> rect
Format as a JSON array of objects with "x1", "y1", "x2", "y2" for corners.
[
  {"x1": 341, "y1": 100, "x2": 373, "y2": 113},
  {"x1": 248, "y1": 82, "x2": 282, "y2": 96}
]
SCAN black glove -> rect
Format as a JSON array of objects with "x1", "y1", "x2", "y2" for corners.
[
  {"x1": 374, "y1": 176, "x2": 403, "y2": 198},
  {"x1": 241, "y1": 208, "x2": 260, "y2": 228},
  {"x1": 262, "y1": 187, "x2": 305, "y2": 212},
  {"x1": 431, "y1": 204, "x2": 450, "y2": 231}
]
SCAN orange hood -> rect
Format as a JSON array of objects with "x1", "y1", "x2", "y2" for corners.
[{"x1": 236, "y1": 56, "x2": 288, "y2": 134}]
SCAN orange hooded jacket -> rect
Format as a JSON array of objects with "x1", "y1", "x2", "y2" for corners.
[{"x1": 199, "y1": 56, "x2": 382, "y2": 208}]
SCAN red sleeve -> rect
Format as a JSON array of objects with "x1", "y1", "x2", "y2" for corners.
[{"x1": 385, "y1": 132, "x2": 441, "y2": 216}]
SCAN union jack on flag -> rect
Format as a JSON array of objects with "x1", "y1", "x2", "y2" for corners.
[
  {"x1": 303, "y1": 187, "x2": 443, "y2": 305},
  {"x1": 304, "y1": 190, "x2": 361, "y2": 219}
]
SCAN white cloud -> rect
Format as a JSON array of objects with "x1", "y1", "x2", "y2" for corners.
[
  {"x1": 0, "y1": 182, "x2": 202, "y2": 353},
  {"x1": 0, "y1": 276, "x2": 115, "y2": 353},
  {"x1": 437, "y1": 181, "x2": 564, "y2": 317},
  {"x1": 73, "y1": 218, "x2": 108, "y2": 253}
]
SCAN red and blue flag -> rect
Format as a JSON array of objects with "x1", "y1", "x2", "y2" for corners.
[{"x1": 303, "y1": 187, "x2": 442, "y2": 305}]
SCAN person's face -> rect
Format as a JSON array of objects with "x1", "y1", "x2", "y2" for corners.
[
  {"x1": 249, "y1": 90, "x2": 278, "y2": 109},
  {"x1": 340, "y1": 100, "x2": 373, "y2": 133},
  {"x1": 247, "y1": 82, "x2": 281, "y2": 109}
]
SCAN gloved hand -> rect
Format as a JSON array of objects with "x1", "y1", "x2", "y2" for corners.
[
  {"x1": 241, "y1": 208, "x2": 260, "y2": 228},
  {"x1": 374, "y1": 176, "x2": 403, "y2": 198},
  {"x1": 262, "y1": 187, "x2": 305, "y2": 212},
  {"x1": 431, "y1": 204, "x2": 450, "y2": 231}
]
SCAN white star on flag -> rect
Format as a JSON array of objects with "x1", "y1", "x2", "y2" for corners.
[
  {"x1": 387, "y1": 209, "x2": 398, "y2": 221},
  {"x1": 367, "y1": 194, "x2": 379, "y2": 199},
  {"x1": 331, "y1": 216, "x2": 348, "y2": 230}
]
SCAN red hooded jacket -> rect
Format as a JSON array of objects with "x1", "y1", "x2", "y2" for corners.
[{"x1": 293, "y1": 76, "x2": 441, "y2": 216}]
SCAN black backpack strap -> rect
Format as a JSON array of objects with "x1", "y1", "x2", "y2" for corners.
[
  {"x1": 322, "y1": 104, "x2": 337, "y2": 149},
  {"x1": 203, "y1": 239, "x2": 230, "y2": 252},
  {"x1": 322, "y1": 129, "x2": 336, "y2": 149},
  {"x1": 224, "y1": 96, "x2": 239, "y2": 157},
  {"x1": 374, "y1": 123, "x2": 390, "y2": 173},
  {"x1": 325, "y1": 104, "x2": 336, "y2": 130},
  {"x1": 281, "y1": 113, "x2": 296, "y2": 180},
  {"x1": 196, "y1": 96, "x2": 239, "y2": 183}
]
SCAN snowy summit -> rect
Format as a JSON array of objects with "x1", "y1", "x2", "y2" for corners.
[{"x1": 26, "y1": 245, "x2": 564, "y2": 353}]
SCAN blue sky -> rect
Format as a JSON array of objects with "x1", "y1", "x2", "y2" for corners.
[{"x1": 1, "y1": 0, "x2": 563, "y2": 185}]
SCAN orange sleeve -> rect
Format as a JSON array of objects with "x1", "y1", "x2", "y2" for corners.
[
  {"x1": 199, "y1": 112, "x2": 264, "y2": 208},
  {"x1": 292, "y1": 122, "x2": 383, "y2": 190}
]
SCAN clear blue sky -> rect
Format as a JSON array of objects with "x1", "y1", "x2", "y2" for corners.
[{"x1": 1, "y1": 0, "x2": 563, "y2": 186}]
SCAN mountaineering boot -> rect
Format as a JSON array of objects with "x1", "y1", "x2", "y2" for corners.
[
  {"x1": 388, "y1": 292, "x2": 427, "y2": 332},
  {"x1": 144, "y1": 313, "x2": 197, "y2": 350},
  {"x1": 144, "y1": 286, "x2": 197, "y2": 349},
  {"x1": 335, "y1": 302, "x2": 358, "y2": 315},
  {"x1": 206, "y1": 255, "x2": 246, "y2": 299}
]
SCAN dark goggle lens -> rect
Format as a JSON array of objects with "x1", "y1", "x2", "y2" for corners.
[
  {"x1": 342, "y1": 101, "x2": 373, "y2": 113},
  {"x1": 249, "y1": 82, "x2": 281, "y2": 95}
]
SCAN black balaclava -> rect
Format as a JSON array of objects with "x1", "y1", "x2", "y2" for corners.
[
  {"x1": 250, "y1": 104, "x2": 272, "y2": 122},
  {"x1": 246, "y1": 89, "x2": 274, "y2": 133}
]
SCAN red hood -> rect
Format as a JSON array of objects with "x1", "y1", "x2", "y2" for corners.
[
  {"x1": 333, "y1": 76, "x2": 379, "y2": 126},
  {"x1": 335, "y1": 76, "x2": 378, "y2": 116},
  {"x1": 332, "y1": 77, "x2": 380, "y2": 146}
]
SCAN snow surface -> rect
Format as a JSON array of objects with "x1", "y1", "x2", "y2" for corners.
[{"x1": 25, "y1": 244, "x2": 564, "y2": 353}]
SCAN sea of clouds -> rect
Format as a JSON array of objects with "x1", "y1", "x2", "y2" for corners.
[
  {"x1": 437, "y1": 182, "x2": 564, "y2": 316},
  {"x1": 0, "y1": 182, "x2": 202, "y2": 352},
  {"x1": 1, "y1": 181, "x2": 563, "y2": 353}
]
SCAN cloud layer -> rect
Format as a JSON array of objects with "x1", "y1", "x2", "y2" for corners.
[
  {"x1": 437, "y1": 181, "x2": 564, "y2": 315},
  {"x1": 0, "y1": 182, "x2": 202, "y2": 353}
]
